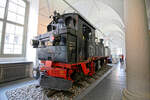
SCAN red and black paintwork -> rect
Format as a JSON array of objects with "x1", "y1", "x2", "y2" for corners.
[
  {"x1": 32, "y1": 12, "x2": 110, "y2": 90},
  {"x1": 37, "y1": 56, "x2": 108, "y2": 90}
]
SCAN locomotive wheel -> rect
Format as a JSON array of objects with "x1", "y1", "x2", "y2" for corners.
[
  {"x1": 100, "y1": 59, "x2": 104, "y2": 67},
  {"x1": 95, "y1": 60, "x2": 101, "y2": 72},
  {"x1": 71, "y1": 71, "x2": 84, "y2": 81},
  {"x1": 71, "y1": 66, "x2": 85, "y2": 82},
  {"x1": 71, "y1": 71, "x2": 80, "y2": 81}
]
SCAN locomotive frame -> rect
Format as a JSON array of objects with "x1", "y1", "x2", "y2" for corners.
[
  {"x1": 32, "y1": 12, "x2": 110, "y2": 90},
  {"x1": 39, "y1": 56, "x2": 108, "y2": 90}
]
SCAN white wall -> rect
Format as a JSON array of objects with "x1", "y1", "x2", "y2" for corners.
[
  {"x1": 26, "y1": 0, "x2": 39, "y2": 65},
  {"x1": 38, "y1": 15, "x2": 51, "y2": 34}
]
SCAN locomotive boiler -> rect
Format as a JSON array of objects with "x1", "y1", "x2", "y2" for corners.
[{"x1": 32, "y1": 12, "x2": 109, "y2": 90}]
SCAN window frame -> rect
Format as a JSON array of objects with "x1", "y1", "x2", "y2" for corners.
[{"x1": 0, "y1": 0, "x2": 29, "y2": 58}]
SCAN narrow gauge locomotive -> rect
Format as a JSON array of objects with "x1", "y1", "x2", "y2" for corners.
[{"x1": 32, "y1": 12, "x2": 109, "y2": 90}]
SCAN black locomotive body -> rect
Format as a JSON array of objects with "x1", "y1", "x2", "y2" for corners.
[
  {"x1": 32, "y1": 12, "x2": 109, "y2": 90},
  {"x1": 33, "y1": 13, "x2": 105, "y2": 63}
]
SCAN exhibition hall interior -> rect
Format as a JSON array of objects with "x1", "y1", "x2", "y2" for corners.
[{"x1": 0, "y1": 0, "x2": 150, "y2": 100}]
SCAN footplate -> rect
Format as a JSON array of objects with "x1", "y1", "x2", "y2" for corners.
[{"x1": 39, "y1": 74, "x2": 72, "y2": 90}]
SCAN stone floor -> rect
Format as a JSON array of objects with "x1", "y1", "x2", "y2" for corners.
[
  {"x1": 82, "y1": 63, "x2": 126, "y2": 100},
  {"x1": 0, "y1": 78, "x2": 38, "y2": 100}
]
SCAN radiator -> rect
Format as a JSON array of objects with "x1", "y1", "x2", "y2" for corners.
[{"x1": 0, "y1": 62, "x2": 33, "y2": 83}]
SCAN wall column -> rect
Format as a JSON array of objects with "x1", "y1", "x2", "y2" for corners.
[{"x1": 122, "y1": 0, "x2": 150, "y2": 100}]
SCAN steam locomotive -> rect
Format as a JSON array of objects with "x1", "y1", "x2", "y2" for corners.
[{"x1": 32, "y1": 12, "x2": 111, "y2": 90}]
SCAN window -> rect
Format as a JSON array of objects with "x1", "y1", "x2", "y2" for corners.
[
  {"x1": 0, "y1": 0, "x2": 29, "y2": 57},
  {"x1": 0, "y1": 0, "x2": 7, "y2": 19}
]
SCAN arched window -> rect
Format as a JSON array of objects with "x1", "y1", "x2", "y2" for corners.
[{"x1": 0, "y1": 0, "x2": 29, "y2": 57}]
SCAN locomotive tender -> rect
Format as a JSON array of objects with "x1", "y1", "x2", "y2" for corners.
[{"x1": 32, "y1": 12, "x2": 110, "y2": 90}]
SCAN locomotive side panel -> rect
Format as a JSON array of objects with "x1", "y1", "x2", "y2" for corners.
[
  {"x1": 77, "y1": 17, "x2": 96, "y2": 60},
  {"x1": 64, "y1": 15, "x2": 78, "y2": 63},
  {"x1": 76, "y1": 17, "x2": 85, "y2": 62},
  {"x1": 66, "y1": 32, "x2": 77, "y2": 63}
]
